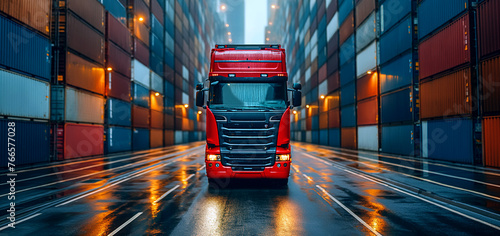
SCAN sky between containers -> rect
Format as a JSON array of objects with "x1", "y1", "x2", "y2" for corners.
[{"x1": 245, "y1": 0, "x2": 267, "y2": 44}]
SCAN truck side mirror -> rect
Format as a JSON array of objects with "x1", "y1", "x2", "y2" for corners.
[
  {"x1": 293, "y1": 83, "x2": 302, "y2": 90},
  {"x1": 292, "y1": 90, "x2": 301, "y2": 107},
  {"x1": 196, "y1": 83, "x2": 204, "y2": 90},
  {"x1": 196, "y1": 90, "x2": 204, "y2": 107}
]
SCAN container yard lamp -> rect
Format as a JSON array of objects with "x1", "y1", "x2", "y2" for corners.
[{"x1": 138, "y1": 17, "x2": 144, "y2": 22}]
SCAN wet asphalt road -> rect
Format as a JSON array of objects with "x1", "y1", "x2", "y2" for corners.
[{"x1": 1, "y1": 142, "x2": 500, "y2": 235}]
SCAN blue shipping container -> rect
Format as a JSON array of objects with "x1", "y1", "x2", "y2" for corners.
[
  {"x1": 340, "y1": 35, "x2": 355, "y2": 66},
  {"x1": 151, "y1": 15, "x2": 164, "y2": 41},
  {"x1": 340, "y1": 58, "x2": 355, "y2": 86},
  {"x1": 356, "y1": 13, "x2": 376, "y2": 52},
  {"x1": 339, "y1": 0, "x2": 354, "y2": 25},
  {"x1": 380, "y1": 0, "x2": 411, "y2": 34},
  {"x1": 106, "y1": 126, "x2": 132, "y2": 153},
  {"x1": 381, "y1": 87, "x2": 412, "y2": 124},
  {"x1": 106, "y1": 98, "x2": 131, "y2": 126},
  {"x1": 422, "y1": 118, "x2": 473, "y2": 164},
  {"x1": 150, "y1": 52, "x2": 164, "y2": 76},
  {"x1": 329, "y1": 128, "x2": 341, "y2": 147},
  {"x1": 0, "y1": 15, "x2": 51, "y2": 81},
  {"x1": 103, "y1": 0, "x2": 127, "y2": 24},
  {"x1": 0, "y1": 119, "x2": 49, "y2": 166},
  {"x1": 418, "y1": 0, "x2": 468, "y2": 39},
  {"x1": 150, "y1": 33, "x2": 164, "y2": 58},
  {"x1": 379, "y1": 16, "x2": 412, "y2": 65},
  {"x1": 133, "y1": 128, "x2": 150, "y2": 151},
  {"x1": 381, "y1": 124, "x2": 414, "y2": 155},
  {"x1": 312, "y1": 115, "x2": 319, "y2": 130},
  {"x1": 341, "y1": 104, "x2": 356, "y2": 127},
  {"x1": 132, "y1": 82, "x2": 150, "y2": 108},
  {"x1": 319, "y1": 129, "x2": 328, "y2": 146},
  {"x1": 340, "y1": 81, "x2": 356, "y2": 106},
  {"x1": 312, "y1": 130, "x2": 319, "y2": 144},
  {"x1": 380, "y1": 52, "x2": 413, "y2": 94}
]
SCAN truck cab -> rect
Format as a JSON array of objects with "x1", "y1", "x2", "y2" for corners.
[{"x1": 196, "y1": 44, "x2": 301, "y2": 187}]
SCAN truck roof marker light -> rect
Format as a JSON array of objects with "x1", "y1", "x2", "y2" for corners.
[
  {"x1": 261, "y1": 74, "x2": 268, "y2": 77},
  {"x1": 228, "y1": 74, "x2": 235, "y2": 77}
]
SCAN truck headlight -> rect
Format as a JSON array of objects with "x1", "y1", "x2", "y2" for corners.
[
  {"x1": 206, "y1": 154, "x2": 221, "y2": 161},
  {"x1": 276, "y1": 154, "x2": 290, "y2": 161}
]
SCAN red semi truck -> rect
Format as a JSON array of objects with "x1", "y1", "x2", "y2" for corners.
[{"x1": 196, "y1": 44, "x2": 301, "y2": 187}]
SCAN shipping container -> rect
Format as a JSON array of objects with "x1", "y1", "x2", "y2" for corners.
[
  {"x1": 340, "y1": 35, "x2": 355, "y2": 66},
  {"x1": 420, "y1": 68, "x2": 471, "y2": 119},
  {"x1": 357, "y1": 72, "x2": 378, "y2": 101},
  {"x1": 327, "y1": 52, "x2": 339, "y2": 75},
  {"x1": 0, "y1": 119, "x2": 49, "y2": 166},
  {"x1": 105, "y1": 126, "x2": 131, "y2": 153},
  {"x1": 67, "y1": 0, "x2": 105, "y2": 33},
  {"x1": 419, "y1": 13, "x2": 470, "y2": 80},
  {"x1": 329, "y1": 108, "x2": 341, "y2": 128},
  {"x1": 483, "y1": 116, "x2": 500, "y2": 168},
  {"x1": 417, "y1": 0, "x2": 468, "y2": 40},
  {"x1": 107, "y1": 41, "x2": 131, "y2": 77},
  {"x1": 151, "y1": 0, "x2": 164, "y2": 26},
  {"x1": 164, "y1": 129, "x2": 174, "y2": 146},
  {"x1": 150, "y1": 128, "x2": 163, "y2": 148},
  {"x1": 319, "y1": 129, "x2": 328, "y2": 146},
  {"x1": 132, "y1": 128, "x2": 150, "y2": 150},
  {"x1": 327, "y1": 71, "x2": 340, "y2": 93},
  {"x1": 106, "y1": 98, "x2": 131, "y2": 126},
  {"x1": 106, "y1": 71, "x2": 131, "y2": 101},
  {"x1": 133, "y1": 38, "x2": 150, "y2": 66},
  {"x1": 356, "y1": 41, "x2": 376, "y2": 77},
  {"x1": 150, "y1": 71, "x2": 164, "y2": 94},
  {"x1": 379, "y1": 16, "x2": 412, "y2": 65},
  {"x1": 339, "y1": 0, "x2": 354, "y2": 25},
  {"x1": 66, "y1": 52, "x2": 105, "y2": 95},
  {"x1": 340, "y1": 81, "x2": 356, "y2": 106},
  {"x1": 132, "y1": 104, "x2": 149, "y2": 128},
  {"x1": 379, "y1": 52, "x2": 413, "y2": 94},
  {"x1": 0, "y1": 0, "x2": 51, "y2": 36},
  {"x1": 0, "y1": 15, "x2": 51, "y2": 80},
  {"x1": 164, "y1": 113, "x2": 174, "y2": 129},
  {"x1": 64, "y1": 87, "x2": 105, "y2": 124},
  {"x1": 61, "y1": 123, "x2": 104, "y2": 159},
  {"x1": 103, "y1": 0, "x2": 127, "y2": 24},
  {"x1": 477, "y1": 0, "x2": 500, "y2": 58},
  {"x1": 329, "y1": 128, "x2": 341, "y2": 147},
  {"x1": 134, "y1": 19, "x2": 150, "y2": 47},
  {"x1": 150, "y1": 91, "x2": 164, "y2": 112},
  {"x1": 481, "y1": 55, "x2": 500, "y2": 115},
  {"x1": 67, "y1": 13, "x2": 105, "y2": 65},
  {"x1": 379, "y1": 0, "x2": 411, "y2": 34},
  {"x1": 133, "y1": 0, "x2": 150, "y2": 27},
  {"x1": 150, "y1": 109, "x2": 163, "y2": 129},
  {"x1": 339, "y1": 12, "x2": 354, "y2": 46},
  {"x1": 356, "y1": 12, "x2": 376, "y2": 52},
  {"x1": 381, "y1": 124, "x2": 414, "y2": 155},
  {"x1": 131, "y1": 59, "x2": 150, "y2": 88},
  {"x1": 380, "y1": 87, "x2": 412, "y2": 124},
  {"x1": 358, "y1": 125, "x2": 378, "y2": 151},
  {"x1": 341, "y1": 127, "x2": 357, "y2": 149},
  {"x1": 356, "y1": 0, "x2": 375, "y2": 28},
  {"x1": 422, "y1": 118, "x2": 473, "y2": 164},
  {"x1": 340, "y1": 58, "x2": 355, "y2": 86},
  {"x1": 341, "y1": 104, "x2": 356, "y2": 127},
  {"x1": 0, "y1": 69, "x2": 49, "y2": 119},
  {"x1": 357, "y1": 97, "x2": 378, "y2": 126},
  {"x1": 132, "y1": 82, "x2": 149, "y2": 108}
]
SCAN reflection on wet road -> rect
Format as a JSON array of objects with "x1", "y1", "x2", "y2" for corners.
[{"x1": 1, "y1": 142, "x2": 500, "y2": 235}]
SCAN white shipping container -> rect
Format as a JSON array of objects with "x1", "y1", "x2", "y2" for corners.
[
  {"x1": 0, "y1": 69, "x2": 50, "y2": 119},
  {"x1": 358, "y1": 125, "x2": 378, "y2": 151},
  {"x1": 131, "y1": 59, "x2": 150, "y2": 88},
  {"x1": 150, "y1": 71, "x2": 164, "y2": 94},
  {"x1": 66, "y1": 87, "x2": 104, "y2": 124},
  {"x1": 327, "y1": 13, "x2": 339, "y2": 42},
  {"x1": 306, "y1": 131, "x2": 312, "y2": 143},
  {"x1": 356, "y1": 41, "x2": 377, "y2": 77}
]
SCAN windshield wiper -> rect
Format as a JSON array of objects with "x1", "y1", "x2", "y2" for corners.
[{"x1": 245, "y1": 105, "x2": 278, "y2": 110}]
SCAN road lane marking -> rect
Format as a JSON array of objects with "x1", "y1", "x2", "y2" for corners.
[
  {"x1": 184, "y1": 174, "x2": 195, "y2": 182},
  {"x1": 154, "y1": 185, "x2": 180, "y2": 204},
  {"x1": 316, "y1": 185, "x2": 383, "y2": 236},
  {"x1": 302, "y1": 151, "x2": 500, "y2": 231},
  {"x1": 197, "y1": 165, "x2": 206, "y2": 171},
  {"x1": 302, "y1": 173, "x2": 312, "y2": 181},
  {"x1": 108, "y1": 212, "x2": 143, "y2": 236},
  {"x1": 0, "y1": 213, "x2": 42, "y2": 231},
  {"x1": 291, "y1": 165, "x2": 299, "y2": 172}
]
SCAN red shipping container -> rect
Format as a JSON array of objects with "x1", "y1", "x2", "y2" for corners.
[
  {"x1": 164, "y1": 114, "x2": 174, "y2": 130},
  {"x1": 420, "y1": 68, "x2": 471, "y2": 119},
  {"x1": 481, "y1": 55, "x2": 500, "y2": 115},
  {"x1": 151, "y1": 0, "x2": 164, "y2": 25},
  {"x1": 328, "y1": 71, "x2": 340, "y2": 93},
  {"x1": 306, "y1": 117, "x2": 312, "y2": 131},
  {"x1": 339, "y1": 12, "x2": 354, "y2": 46},
  {"x1": 319, "y1": 64, "x2": 327, "y2": 83},
  {"x1": 477, "y1": 0, "x2": 500, "y2": 58},
  {"x1": 419, "y1": 13, "x2": 470, "y2": 80},
  {"x1": 67, "y1": 0, "x2": 105, "y2": 33},
  {"x1": 67, "y1": 13, "x2": 105, "y2": 65},
  {"x1": 483, "y1": 116, "x2": 500, "y2": 168},
  {"x1": 356, "y1": 0, "x2": 375, "y2": 27},
  {"x1": 357, "y1": 72, "x2": 378, "y2": 101},
  {"x1": 357, "y1": 97, "x2": 378, "y2": 126},
  {"x1": 106, "y1": 71, "x2": 131, "y2": 101},
  {"x1": 134, "y1": 37, "x2": 149, "y2": 66},
  {"x1": 341, "y1": 127, "x2": 357, "y2": 149},
  {"x1": 66, "y1": 52, "x2": 105, "y2": 95},
  {"x1": 164, "y1": 130, "x2": 174, "y2": 146},
  {"x1": 150, "y1": 129, "x2": 163, "y2": 148},
  {"x1": 150, "y1": 109, "x2": 163, "y2": 129},
  {"x1": 327, "y1": 52, "x2": 339, "y2": 75},
  {"x1": 133, "y1": 0, "x2": 150, "y2": 27},
  {"x1": 0, "y1": 0, "x2": 51, "y2": 36},
  {"x1": 62, "y1": 123, "x2": 103, "y2": 159},
  {"x1": 107, "y1": 41, "x2": 131, "y2": 77},
  {"x1": 329, "y1": 108, "x2": 341, "y2": 128},
  {"x1": 320, "y1": 113, "x2": 328, "y2": 129},
  {"x1": 150, "y1": 92, "x2": 164, "y2": 112},
  {"x1": 134, "y1": 20, "x2": 150, "y2": 47},
  {"x1": 132, "y1": 105, "x2": 149, "y2": 128},
  {"x1": 106, "y1": 12, "x2": 131, "y2": 54}
]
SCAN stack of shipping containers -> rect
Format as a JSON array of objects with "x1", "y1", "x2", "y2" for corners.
[{"x1": 0, "y1": 0, "x2": 52, "y2": 165}]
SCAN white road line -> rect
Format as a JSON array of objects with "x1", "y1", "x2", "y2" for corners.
[
  {"x1": 154, "y1": 185, "x2": 180, "y2": 204},
  {"x1": 184, "y1": 174, "x2": 195, "y2": 182},
  {"x1": 0, "y1": 213, "x2": 42, "y2": 231},
  {"x1": 108, "y1": 212, "x2": 143, "y2": 236},
  {"x1": 291, "y1": 165, "x2": 299, "y2": 172},
  {"x1": 316, "y1": 185, "x2": 383, "y2": 236},
  {"x1": 301, "y1": 152, "x2": 333, "y2": 166},
  {"x1": 197, "y1": 165, "x2": 206, "y2": 171},
  {"x1": 302, "y1": 173, "x2": 312, "y2": 181}
]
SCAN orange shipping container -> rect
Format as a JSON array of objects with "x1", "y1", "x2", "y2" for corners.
[
  {"x1": 150, "y1": 109, "x2": 163, "y2": 129},
  {"x1": 339, "y1": 12, "x2": 354, "y2": 46},
  {"x1": 164, "y1": 130, "x2": 174, "y2": 146},
  {"x1": 420, "y1": 68, "x2": 471, "y2": 119},
  {"x1": 341, "y1": 127, "x2": 357, "y2": 149},
  {"x1": 483, "y1": 116, "x2": 500, "y2": 168},
  {"x1": 150, "y1": 128, "x2": 163, "y2": 148},
  {"x1": 0, "y1": 0, "x2": 51, "y2": 36},
  {"x1": 481, "y1": 55, "x2": 500, "y2": 115}
]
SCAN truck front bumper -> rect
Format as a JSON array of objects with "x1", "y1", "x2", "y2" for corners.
[{"x1": 206, "y1": 161, "x2": 291, "y2": 179}]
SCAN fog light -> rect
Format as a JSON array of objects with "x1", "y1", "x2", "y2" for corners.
[
  {"x1": 284, "y1": 163, "x2": 287, "y2": 167},
  {"x1": 206, "y1": 154, "x2": 220, "y2": 161},
  {"x1": 277, "y1": 163, "x2": 281, "y2": 168},
  {"x1": 216, "y1": 163, "x2": 220, "y2": 167},
  {"x1": 209, "y1": 163, "x2": 212, "y2": 167},
  {"x1": 276, "y1": 154, "x2": 290, "y2": 161}
]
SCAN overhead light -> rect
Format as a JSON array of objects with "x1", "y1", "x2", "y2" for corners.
[
  {"x1": 184, "y1": 104, "x2": 189, "y2": 108},
  {"x1": 138, "y1": 17, "x2": 144, "y2": 22},
  {"x1": 228, "y1": 38, "x2": 232, "y2": 42},
  {"x1": 155, "y1": 92, "x2": 160, "y2": 96},
  {"x1": 198, "y1": 111, "x2": 202, "y2": 114},
  {"x1": 320, "y1": 95, "x2": 325, "y2": 99},
  {"x1": 271, "y1": 4, "x2": 276, "y2": 9},
  {"x1": 220, "y1": 4, "x2": 226, "y2": 11},
  {"x1": 228, "y1": 32, "x2": 231, "y2": 35},
  {"x1": 293, "y1": 110, "x2": 297, "y2": 114},
  {"x1": 225, "y1": 23, "x2": 229, "y2": 27},
  {"x1": 266, "y1": 37, "x2": 270, "y2": 41},
  {"x1": 306, "y1": 105, "x2": 310, "y2": 108},
  {"x1": 367, "y1": 70, "x2": 372, "y2": 74},
  {"x1": 106, "y1": 67, "x2": 112, "y2": 71}
]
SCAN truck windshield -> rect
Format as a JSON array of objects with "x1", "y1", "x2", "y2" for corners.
[{"x1": 209, "y1": 82, "x2": 287, "y2": 110}]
